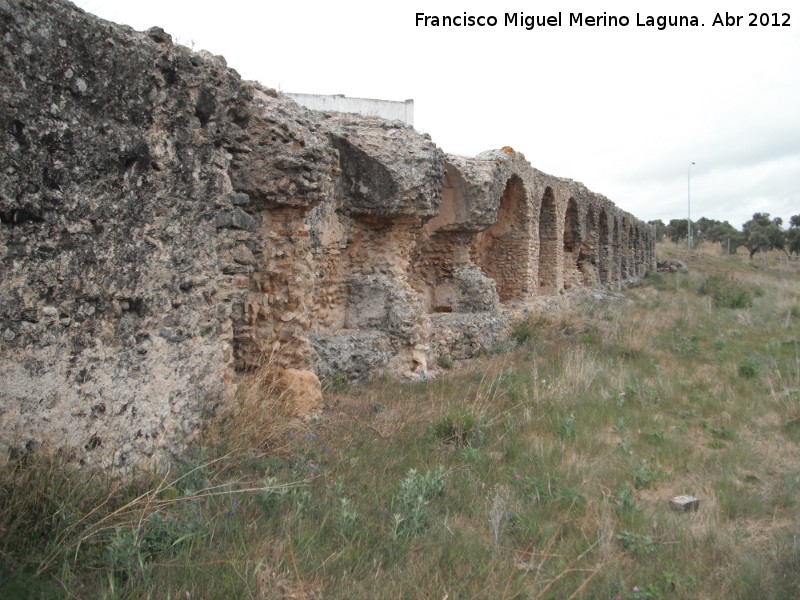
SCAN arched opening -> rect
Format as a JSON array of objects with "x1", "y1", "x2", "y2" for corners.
[
  {"x1": 414, "y1": 165, "x2": 467, "y2": 313},
  {"x1": 472, "y1": 175, "x2": 531, "y2": 302},
  {"x1": 414, "y1": 164, "x2": 501, "y2": 314},
  {"x1": 634, "y1": 226, "x2": 642, "y2": 276},
  {"x1": 598, "y1": 209, "x2": 610, "y2": 285},
  {"x1": 578, "y1": 205, "x2": 597, "y2": 286},
  {"x1": 562, "y1": 198, "x2": 581, "y2": 289},
  {"x1": 619, "y1": 218, "x2": 629, "y2": 279},
  {"x1": 628, "y1": 224, "x2": 636, "y2": 277},
  {"x1": 537, "y1": 187, "x2": 558, "y2": 293},
  {"x1": 422, "y1": 164, "x2": 468, "y2": 234},
  {"x1": 611, "y1": 217, "x2": 621, "y2": 284},
  {"x1": 308, "y1": 199, "x2": 350, "y2": 333}
]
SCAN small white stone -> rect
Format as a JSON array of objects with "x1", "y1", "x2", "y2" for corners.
[{"x1": 669, "y1": 495, "x2": 700, "y2": 511}]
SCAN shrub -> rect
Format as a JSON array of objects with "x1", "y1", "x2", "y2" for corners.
[
  {"x1": 738, "y1": 356, "x2": 760, "y2": 379},
  {"x1": 511, "y1": 315, "x2": 547, "y2": 346},
  {"x1": 105, "y1": 508, "x2": 201, "y2": 583},
  {"x1": 699, "y1": 274, "x2": 755, "y2": 309},
  {"x1": 436, "y1": 355, "x2": 454, "y2": 370},
  {"x1": 643, "y1": 271, "x2": 669, "y2": 290},
  {"x1": 427, "y1": 410, "x2": 483, "y2": 446}
]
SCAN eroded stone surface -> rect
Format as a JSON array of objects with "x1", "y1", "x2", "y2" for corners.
[{"x1": 0, "y1": 0, "x2": 656, "y2": 470}]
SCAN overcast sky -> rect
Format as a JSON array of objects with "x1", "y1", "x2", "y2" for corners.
[{"x1": 71, "y1": 0, "x2": 799, "y2": 229}]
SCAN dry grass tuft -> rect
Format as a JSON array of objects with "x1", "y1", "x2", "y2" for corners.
[
  {"x1": 211, "y1": 352, "x2": 320, "y2": 456},
  {"x1": 548, "y1": 345, "x2": 602, "y2": 401}
]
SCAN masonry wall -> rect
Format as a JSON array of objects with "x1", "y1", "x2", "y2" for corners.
[{"x1": 0, "y1": 0, "x2": 655, "y2": 470}]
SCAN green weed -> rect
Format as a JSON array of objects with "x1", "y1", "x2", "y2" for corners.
[
  {"x1": 337, "y1": 497, "x2": 359, "y2": 539},
  {"x1": 738, "y1": 355, "x2": 760, "y2": 379},
  {"x1": 105, "y1": 508, "x2": 201, "y2": 583},
  {"x1": 617, "y1": 530, "x2": 658, "y2": 556},
  {"x1": 614, "y1": 484, "x2": 636, "y2": 513},
  {"x1": 391, "y1": 466, "x2": 445, "y2": 538},
  {"x1": 632, "y1": 459, "x2": 660, "y2": 489},
  {"x1": 516, "y1": 475, "x2": 582, "y2": 504}
]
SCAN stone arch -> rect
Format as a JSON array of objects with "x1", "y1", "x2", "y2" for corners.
[
  {"x1": 628, "y1": 223, "x2": 636, "y2": 277},
  {"x1": 423, "y1": 163, "x2": 469, "y2": 233},
  {"x1": 619, "y1": 218, "x2": 630, "y2": 279},
  {"x1": 611, "y1": 216, "x2": 621, "y2": 285},
  {"x1": 562, "y1": 197, "x2": 581, "y2": 289},
  {"x1": 414, "y1": 165, "x2": 465, "y2": 312},
  {"x1": 308, "y1": 200, "x2": 351, "y2": 333},
  {"x1": 644, "y1": 229, "x2": 651, "y2": 272},
  {"x1": 598, "y1": 209, "x2": 610, "y2": 285},
  {"x1": 413, "y1": 164, "x2": 499, "y2": 314},
  {"x1": 472, "y1": 175, "x2": 532, "y2": 302},
  {"x1": 578, "y1": 205, "x2": 598, "y2": 286},
  {"x1": 537, "y1": 187, "x2": 559, "y2": 293},
  {"x1": 634, "y1": 226, "x2": 643, "y2": 276}
]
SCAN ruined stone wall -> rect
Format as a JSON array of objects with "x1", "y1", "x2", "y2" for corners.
[
  {"x1": 0, "y1": 0, "x2": 655, "y2": 469},
  {"x1": 0, "y1": 0, "x2": 339, "y2": 469}
]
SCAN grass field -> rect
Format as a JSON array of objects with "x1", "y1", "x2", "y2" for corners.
[{"x1": 2, "y1": 243, "x2": 800, "y2": 599}]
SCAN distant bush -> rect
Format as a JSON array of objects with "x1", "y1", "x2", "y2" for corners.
[
  {"x1": 436, "y1": 355, "x2": 454, "y2": 370},
  {"x1": 510, "y1": 315, "x2": 547, "y2": 346},
  {"x1": 738, "y1": 356, "x2": 760, "y2": 379},
  {"x1": 698, "y1": 274, "x2": 755, "y2": 309},
  {"x1": 427, "y1": 409, "x2": 483, "y2": 446},
  {"x1": 642, "y1": 271, "x2": 668, "y2": 289}
]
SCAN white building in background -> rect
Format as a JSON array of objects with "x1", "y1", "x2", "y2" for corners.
[{"x1": 286, "y1": 93, "x2": 414, "y2": 126}]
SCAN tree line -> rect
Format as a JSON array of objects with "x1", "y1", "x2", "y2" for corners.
[{"x1": 648, "y1": 213, "x2": 800, "y2": 259}]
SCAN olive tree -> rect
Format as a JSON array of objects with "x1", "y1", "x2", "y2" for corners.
[{"x1": 741, "y1": 213, "x2": 785, "y2": 259}]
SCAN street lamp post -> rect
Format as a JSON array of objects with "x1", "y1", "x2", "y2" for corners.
[{"x1": 688, "y1": 162, "x2": 695, "y2": 251}]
